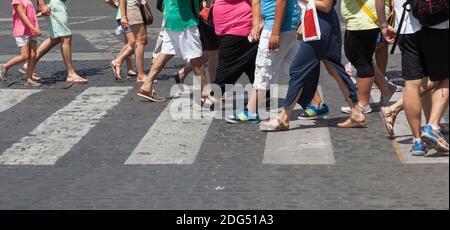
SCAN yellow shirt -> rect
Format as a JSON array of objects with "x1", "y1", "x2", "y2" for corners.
[{"x1": 341, "y1": 0, "x2": 390, "y2": 31}]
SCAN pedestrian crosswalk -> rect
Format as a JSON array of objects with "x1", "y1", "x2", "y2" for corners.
[
  {"x1": 0, "y1": 87, "x2": 130, "y2": 165},
  {"x1": 0, "y1": 89, "x2": 41, "y2": 113},
  {"x1": 263, "y1": 86, "x2": 336, "y2": 165},
  {"x1": 0, "y1": 87, "x2": 448, "y2": 166}
]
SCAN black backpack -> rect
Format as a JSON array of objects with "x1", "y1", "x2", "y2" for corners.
[
  {"x1": 390, "y1": 0, "x2": 448, "y2": 54},
  {"x1": 410, "y1": 0, "x2": 449, "y2": 27}
]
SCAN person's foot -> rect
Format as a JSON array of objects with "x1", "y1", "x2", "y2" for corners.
[
  {"x1": 298, "y1": 103, "x2": 329, "y2": 120},
  {"x1": 110, "y1": 60, "x2": 122, "y2": 81},
  {"x1": 18, "y1": 67, "x2": 41, "y2": 82},
  {"x1": 226, "y1": 108, "x2": 260, "y2": 124},
  {"x1": 379, "y1": 82, "x2": 397, "y2": 107},
  {"x1": 380, "y1": 106, "x2": 397, "y2": 138},
  {"x1": 66, "y1": 74, "x2": 88, "y2": 85},
  {"x1": 137, "y1": 75, "x2": 146, "y2": 83},
  {"x1": 0, "y1": 64, "x2": 7, "y2": 82},
  {"x1": 341, "y1": 104, "x2": 372, "y2": 114},
  {"x1": 411, "y1": 139, "x2": 428, "y2": 156},
  {"x1": 421, "y1": 125, "x2": 449, "y2": 152},
  {"x1": 337, "y1": 116, "x2": 367, "y2": 128},
  {"x1": 127, "y1": 70, "x2": 137, "y2": 77},
  {"x1": 137, "y1": 88, "x2": 166, "y2": 102},
  {"x1": 24, "y1": 79, "x2": 41, "y2": 87}
]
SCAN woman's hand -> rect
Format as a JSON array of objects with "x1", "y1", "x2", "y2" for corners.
[
  {"x1": 268, "y1": 34, "x2": 280, "y2": 51},
  {"x1": 40, "y1": 4, "x2": 51, "y2": 16},
  {"x1": 381, "y1": 25, "x2": 396, "y2": 44},
  {"x1": 31, "y1": 27, "x2": 42, "y2": 36}
]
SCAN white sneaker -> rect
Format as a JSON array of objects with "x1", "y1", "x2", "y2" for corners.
[{"x1": 341, "y1": 104, "x2": 372, "y2": 114}]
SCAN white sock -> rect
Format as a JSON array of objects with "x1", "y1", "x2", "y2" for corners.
[{"x1": 428, "y1": 124, "x2": 441, "y2": 131}]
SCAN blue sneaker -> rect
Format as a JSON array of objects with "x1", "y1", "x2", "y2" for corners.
[
  {"x1": 225, "y1": 108, "x2": 260, "y2": 124},
  {"x1": 421, "y1": 125, "x2": 449, "y2": 152},
  {"x1": 411, "y1": 139, "x2": 428, "y2": 156},
  {"x1": 298, "y1": 103, "x2": 329, "y2": 120}
]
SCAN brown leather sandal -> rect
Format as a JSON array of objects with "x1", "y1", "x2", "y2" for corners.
[{"x1": 337, "y1": 117, "x2": 367, "y2": 128}]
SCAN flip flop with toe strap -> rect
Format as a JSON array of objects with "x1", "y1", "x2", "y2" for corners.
[{"x1": 260, "y1": 119, "x2": 289, "y2": 132}]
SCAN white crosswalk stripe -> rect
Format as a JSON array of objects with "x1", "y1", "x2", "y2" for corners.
[
  {"x1": 125, "y1": 88, "x2": 215, "y2": 165},
  {"x1": 263, "y1": 86, "x2": 336, "y2": 165},
  {"x1": 0, "y1": 89, "x2": 41, "y2": 113},
  {"x1": 0, "y1": 87, "x2": 131, "y2": 165}
]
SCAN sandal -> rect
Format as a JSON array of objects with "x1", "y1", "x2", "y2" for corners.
[
  {"x1": 110, "y1": 61, "x2": 122, "y2": 81},
  {"x1": 260, "y1": 119, "x2": 289, "y2": 132},
  {"x1": 66, "y1": 77, "x2": 88, "y2": 85},
  {"x1": 380, "y1": 107, "x2": 397, "y2": 138},
  {"x1": 337, "y1": 117, "x2": 367, "y2": 128},
  {"x1": 19, "y1": 68, "x2": 41, "y2": 82}
]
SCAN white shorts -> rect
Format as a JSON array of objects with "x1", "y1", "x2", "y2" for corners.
[
  {"x1": 161, "y1": 26, "x2": 203, "y2": 60},
  {"x1": 14, "y1": 35, "x2": 37, "y2": 47},
  {"x1": 253, "y1": 30, "x2": 299, "y2": 90}
]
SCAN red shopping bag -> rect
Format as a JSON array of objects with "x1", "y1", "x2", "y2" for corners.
[{"x1": 302, "y1": 0, "x2": 321, "y2": 42}]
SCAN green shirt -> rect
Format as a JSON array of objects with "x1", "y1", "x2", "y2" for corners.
[
  {"x1": 116, "y1": 1, "x2": 121, "y2": 20},
  {"x1": 341, "y1": 0, "x2": 390, "y2": 31},
  {"x1": 163, "y1": 0, "x2": 199, "y2": 31}
]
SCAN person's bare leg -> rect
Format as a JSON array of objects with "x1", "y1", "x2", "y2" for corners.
[
  {"x1": 34, "y1": 37, "x2": 61, "y2": 64},
  {"x1": 403, "y1": 79, "x2": 424, "y2": 138},
  {"x1": 206, "y1": 50, "x2": 218, "y2": 83},
  {"x1": 309, "y1": 91, "x2": 322, "y2": 107},
  {"x1": 60, "y1": 36, "x2": 87, "y2": 83},
  {"x1": 141, "y1": 53, "x2": 173, "y2": 93},
  {"x1": 123, "y1": 36, "x2": 135, "y2": 73},
  {"x1": 246, "y1": 87, "x2": 263, "y2": 114},
  {"x1": 356, "y1": 76, "x2": 375, "y2": 107},
  {"x1": 112, "y1": 32, "x2": 136, "y2": 80},
  {"x1": 3, "y1": 44, "x2": 30, "y2": 75},
  {"x1": 421, "y1": 89, "x2": 433, "y2": 123},
  {"x1": 323, "y1": 60, "x2": 366, "y2": 123},
  {"x1": 189, "y1": 57, "x2": 210, "y2": 98},
  {"x1": 25, "y1": 41, "x2": 39, "y2": 85},
  {"x1": 133, "y1": 24, "x2": 148, "y2": 82},
  {"x1": 373, "y1": 63, "x2": 389, "y2": 92},
  {"x1": 428, "y1": 78, "x2": 449, "y2": 127}
]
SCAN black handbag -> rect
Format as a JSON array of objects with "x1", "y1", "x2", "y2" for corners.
[{"x1": 139, "y1": 0, "x2": 154, "y2": 25}]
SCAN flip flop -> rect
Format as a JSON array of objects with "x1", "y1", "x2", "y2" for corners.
[
  {"x1": 24, "y1": 80, "x2": 41, "y2": 87},
  {"x1": 66, "y1": 78, "x2": 88, "y2": 85},
  {"x1": 110, "y1": 61, "x2": 122, "y2": 81},
  {"x1": 18, "y1": 68, "x2": 41, "y2": 81},
  {"x1": 260, "y1": 119, "x2": 289, "y2": 132}
]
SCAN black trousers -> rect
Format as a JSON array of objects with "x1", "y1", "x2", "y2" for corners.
[{"x1": 213, "y1": 34, "x2": 258, "y2": 95}]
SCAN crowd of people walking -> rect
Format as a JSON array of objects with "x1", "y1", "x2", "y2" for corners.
[{"x1": 0, "y1": 0, "x2": 448, "y2": 156}]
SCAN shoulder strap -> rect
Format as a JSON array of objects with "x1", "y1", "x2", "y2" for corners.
[
  {"x1": 390, "y1": 1, "x2": 411, "y2": 54},
  {"x1": 355, "y1": 0, "x2": 380, "y2": 26}
]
